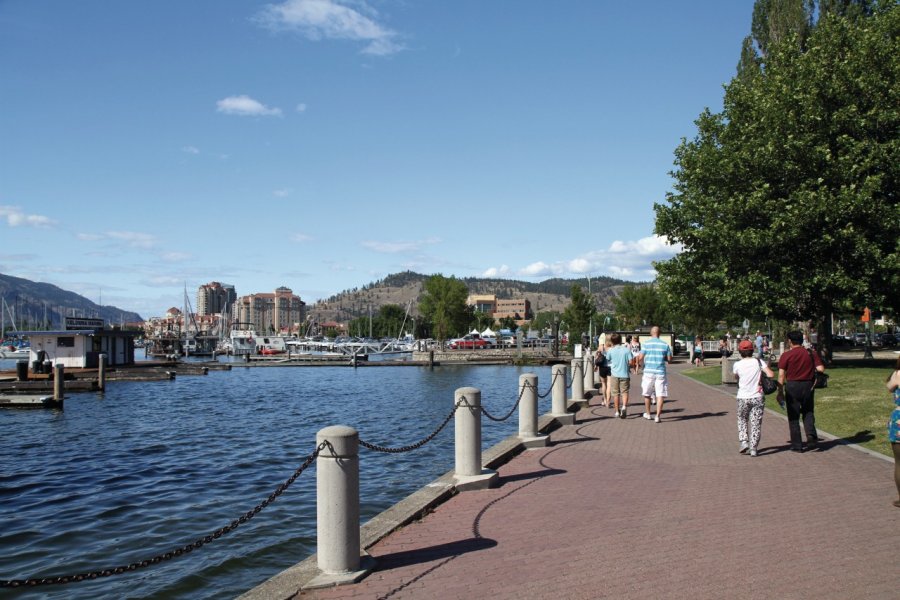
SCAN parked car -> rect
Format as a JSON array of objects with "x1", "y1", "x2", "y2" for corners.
[
  {"x1": 854, "y1": 332, "x2": 867, "y2": 345},
  {"x1": 878, "y1": 333, "x2": 897, "y2": 348},
  {"x1": 673, "y1": 339, "x2": 685, "y2": 354},
  {"x1": 449, "y1": 334, "x2": 489, "y2": 350}
]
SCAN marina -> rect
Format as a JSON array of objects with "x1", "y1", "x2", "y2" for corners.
[{"x1": 0, "y1": 359, "x2": 556, "y2": 599}]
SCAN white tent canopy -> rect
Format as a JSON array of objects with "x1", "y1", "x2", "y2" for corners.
[{"x1": 480, "y1": 327, "x2": 496, "y2": 337}]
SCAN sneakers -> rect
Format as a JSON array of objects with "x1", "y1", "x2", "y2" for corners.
[
  {"x1": 654, "y1": 415, "x2": 660, "y2": 423},
  {"x1": 643, "y1": 412, "x2": 652, "y2": 420},
  {"x1": 739, "y1": 442, "x2": 749, "y2": 454},
  {"x1": 749, "y1": 449, "x2": 758, "y2": 457},
  {"x1": 619, "y1": 407, "x2": 627, "y2": 419}
]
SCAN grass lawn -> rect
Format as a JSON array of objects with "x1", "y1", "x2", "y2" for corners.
[{"x1": 681, "y1": 360, "x2": 896, "y2": 457}]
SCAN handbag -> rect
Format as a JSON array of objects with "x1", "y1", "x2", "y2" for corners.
[
  {"x1": 758, "y1": 359, "x2": 778, "y2": 395},
  {"x1": 807, "y1": 349, "x2": 829, "y2": 389}
]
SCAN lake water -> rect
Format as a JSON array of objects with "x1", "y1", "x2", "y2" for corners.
[{"x1": 0, "y1": 359, "x2": 556, "y2": 599}]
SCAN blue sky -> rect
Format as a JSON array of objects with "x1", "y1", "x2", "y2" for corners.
[{"x1": 1, "y1": 0, "x2": 754, "y2": 319}]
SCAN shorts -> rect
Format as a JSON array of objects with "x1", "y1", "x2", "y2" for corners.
[
  {"x1": 641, "y1": 373, "x2": 668, "y2": 398},
  {"x1": 610, "y1": 376, "x2": 631, "y2": 395},
  {"x1": 596, "y1": 365, "x2": 611, "y2": 378}
]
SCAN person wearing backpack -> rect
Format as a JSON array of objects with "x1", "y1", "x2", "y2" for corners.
[{"x1": 732, "y1": 339, "x2": 775, "y2": 457}]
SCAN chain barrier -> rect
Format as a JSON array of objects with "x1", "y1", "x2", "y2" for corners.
[
  {"x1": 1, "y1": 442, "x2": 328, "y2": 589},
  {"x1": 537, "y1": 370, "x2": 559, "y2": 398},
  {"x1": 479, "y1": 382, "x2": 529, "y2": 422},
  {"x1": 359, "y1": 400, "x2": 464, "y2": 453}
]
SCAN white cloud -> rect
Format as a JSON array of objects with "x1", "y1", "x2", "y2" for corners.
[
  {"x1": 0, "y1": 205, "x2": 56, "y2": 228},
  {"x1": 86, "y1": 231, "x2": 158, "y2": 249},
  {"x1": 291, "y1": 233, "x2": 314, "y2": 242},
  {"x1": 182, "y1": 145, "x2": 200, "y2": 154},
  {"x1": 484, "y1": 235, "x2": 681, "y2": 282},
  {"x1": 482, "y1": 265, "x2": 511, "y2": 277},
  {"x1": 361, "y1": 237, "x2": 440, "y2": 254},
  {"x1": 77, "y1": 233, "x2": 104, "y2": 241},
  {"x1": 274, "y1": 188, "x2": 292, "y2": 197},
  {"x1": 296, "y1": 103, "x2": 307, "y2": 112},
  {"x1": 256, "y1": 0, "x2": 404, "y2": 56},
  {"x1": 216, "y1": 95, "x2": 283, "y2": 117}
]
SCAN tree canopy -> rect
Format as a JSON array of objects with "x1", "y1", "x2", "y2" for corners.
[
  {"x1": 654, "y1": 5, "x2": 899, "y2": 353},
  {"x1": 418, "y1": 275, "x2": 471, "y2": 341},
  {"x1": 562, "y1": 285, "x2": 595, "y2": 348}
]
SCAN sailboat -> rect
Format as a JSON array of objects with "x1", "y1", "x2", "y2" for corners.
[{"x1": 0, "y1": 297, "x2": 31, "y2": 359}]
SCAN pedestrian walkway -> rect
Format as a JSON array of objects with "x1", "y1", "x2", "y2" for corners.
[{"x1": 299, "y1": 365, "x2": 897, "y2": 599}]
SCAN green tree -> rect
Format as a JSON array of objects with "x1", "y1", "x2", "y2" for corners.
[
  {"x1": 472, "y1": 310, "x2": 495, "y2": 332},
  {"x1": 498, "y1": 316, "x2": 518, "y2": 331},
  {"x1": 562, "y1": 285, "x2": 595, "y2": 350},
  {"x1": 418, "y1": 275, "x2": 471, "y2": 342},
  {"x1": 613, "y1": 284, "x2": 667, "y2": 329},
  {"x1": 654, "y1": 7, "x2": 900, "y2": 360}
]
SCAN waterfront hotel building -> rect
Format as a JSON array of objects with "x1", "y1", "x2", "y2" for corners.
[
  {"x1": 196, "y1": 281, "x2": 237, "y2": 316},
  {"x1": 234, "y1": 287, "x2": 306, "y2": 334}
]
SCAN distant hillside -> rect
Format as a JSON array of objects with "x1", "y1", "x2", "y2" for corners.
[
  {"x1": 308, "y1": 271, "x2": 636, "y2": 325},
  {"x1": 0, "y1": 273, "x2": 143, "y2": 331}
]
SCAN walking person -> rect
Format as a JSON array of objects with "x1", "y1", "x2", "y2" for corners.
[
  {"x1": 692, "y1": 337, "x2": 705, "y2": 367},
  {"x1": 606, "y1": 333, "x2": 635, "y2": 419},
  {"x1": 754, "y1": 330, "x2": 764, "y2": 359},
  {"x1": 594, "y1": 344, "x2": 611, "y2": 408},
  {"x1": 886, "y1": 356, "x2": 900, "y2": 507},
  {"x1": 776, "y1": 330, "x2": 826, "y2": 452},
  {"x1": 630, "y1": 336, "x2": 642, "y2": 373},
  {"x1": 732, "y1": 339, "x2": 774, "y2": 457},
  {"x1": 638, "y1": 326, "x2": 672, "y2": 423}
]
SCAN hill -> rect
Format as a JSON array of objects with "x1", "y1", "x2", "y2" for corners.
[
  {"x1": 307, "y1": 271, "x2": 636, "y2": 325},
  {"x1": 0, "y1": 273, "x2": 143, "y2": 331}
]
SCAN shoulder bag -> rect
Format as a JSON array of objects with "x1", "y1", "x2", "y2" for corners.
[
  {"x1": 758, "y1": 359, "x2": 778, "y2": 395},
  {"x1": 807, "y1": 349, "x2": 829, "y2": 389}
]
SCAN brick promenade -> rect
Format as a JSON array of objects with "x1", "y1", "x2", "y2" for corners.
[{"x1": 299, "y1": 363, "x2": 898, "y2": 600}]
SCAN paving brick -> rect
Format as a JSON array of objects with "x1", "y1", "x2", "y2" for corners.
[{"x1": 302, "y1": 364, "x2": 898, "y2": 599}]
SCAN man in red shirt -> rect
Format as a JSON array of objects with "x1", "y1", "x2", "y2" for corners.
[{"x1": 777, "y1": 330, "x2": 826, "y2": 452}]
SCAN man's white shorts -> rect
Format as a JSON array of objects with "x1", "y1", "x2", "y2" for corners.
[{"x1": 641, "y1": 372, "x2": 668, "y2": 398}]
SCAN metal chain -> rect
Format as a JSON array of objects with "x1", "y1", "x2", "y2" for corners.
[
  {"x1": 359, "y1": 401, "x2": 462, "y2": 453},
  {"x1": 1, "y1": 442, "x2": 327, "y2": 589},
  {"x1": 537, "y1": 371, "x2": 558, "y2": 398},
  {"x1": 479, "y1": 382, "x2": 529, "y2": 422}
]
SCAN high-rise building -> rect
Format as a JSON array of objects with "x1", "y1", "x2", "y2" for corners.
[
  {"x1": 235, "y1": 286, "x2": 305, "y2": 333},
  {"x1": 196, "y1": 281, "x2": 237, "y2": 316}
]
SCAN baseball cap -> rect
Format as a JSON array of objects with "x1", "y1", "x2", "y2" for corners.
[{"x1": 738, "y1": 340, "x2": 753, "y2": 351}]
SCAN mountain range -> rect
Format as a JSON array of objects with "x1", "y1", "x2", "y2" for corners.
[
  {"x1": 0, "y1": 270, "x2": 639, "y2": 331},
  {"x1": 0, "y1": 273, "x2": 143, "y2": 331},
  {"x1": 306, "y1": 271, "x2": 634, "y2": 325}
]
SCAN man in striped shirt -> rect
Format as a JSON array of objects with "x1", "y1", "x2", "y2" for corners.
[{"x1": 638, "y1": 326, "x2": 673, "y2": 423}]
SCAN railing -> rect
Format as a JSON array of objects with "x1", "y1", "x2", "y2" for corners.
[{"x1": 2, "y1": 366, "x2": 582, "y2": 590}]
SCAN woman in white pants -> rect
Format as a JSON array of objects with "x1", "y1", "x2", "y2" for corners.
[{"x1": 732, "y1": 339, "x2": 774, "y2": 457}]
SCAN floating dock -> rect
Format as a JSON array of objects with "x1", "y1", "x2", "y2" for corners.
[{"x1": 0, "y1": 394, "x2": 62, "y2": 408}]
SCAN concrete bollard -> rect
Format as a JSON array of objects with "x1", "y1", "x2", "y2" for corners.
[
  {"x1": 53, "y1": 363, "x2": 64, "y2": 401},
  {"x1": 518, "y1": 374, "x2": 548, "y2": 448},
  {"x1": 308, "y1": 425, "x2": 372, "y2": 588},
  {"x1": 98, "y1": 354, "x2": 107, "y2": 391},
  {"x1": 453, "y1": 387, "x2": 498, "y2": 491},
  {"x1": 551, "y1": 364, "x2": 574, "y2": 425},
  {"x1": 570, "y1": 359, "x2": 584, "y2": 404}
]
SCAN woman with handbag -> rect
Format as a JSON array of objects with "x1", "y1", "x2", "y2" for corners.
[
  {"x1": 594, "y1": 344, "x2": 612, "y2": 408},
  {"x1": 732, "y1": 339, "x2": 775, "y2": 457},
  {"x1": 886, "y1": 355, "x2": 900, "y2": 508}
]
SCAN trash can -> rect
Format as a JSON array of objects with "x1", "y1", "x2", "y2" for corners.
[
  {"x1": 16, "y1": 359, "x2": 28, "y2": 381},
  {"x1": 43, "y1": 360, "x2": 53, "y2": 375},
  {"x1": 32, "y1": 360, "x2": 43, "y2": 374}
]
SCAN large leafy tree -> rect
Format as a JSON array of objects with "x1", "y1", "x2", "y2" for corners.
[
  {"x1": 418, "y1": 275, "x2": 471, "y2": 342},
  {"x1": 654, "y1": 6, "x2": 899, "y2": 359},
  {"x1": 562, "y1": 285, "x2": 595, "y2": 349},
  {"x1": 613, "y1": 284, "x2": 667, "y2": 330}
]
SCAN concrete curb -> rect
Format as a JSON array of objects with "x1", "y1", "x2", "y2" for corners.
[
  {"x1": 672, "y1": 370, "x2": 893, "y2": 464},
  {"x1": 238, "y1": 412, "x2": 567, "y2": 599}
]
